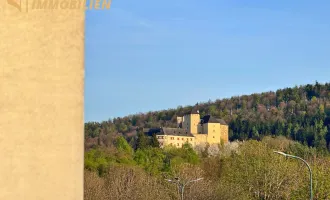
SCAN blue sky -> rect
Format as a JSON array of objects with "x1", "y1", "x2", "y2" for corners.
[{"x1": 85, "y1": 0, "x2": 330, "y2": 122}]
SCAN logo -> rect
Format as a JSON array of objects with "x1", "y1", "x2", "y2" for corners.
[
  {"x1": 7, "y1": 0, "x2": 112, "y2": 13},
  {"x1": 7, "y1": 0, "x2": 26, "y2": 12}
]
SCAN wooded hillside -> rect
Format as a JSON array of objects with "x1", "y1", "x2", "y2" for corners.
[{"x1": 85, "y1": 81, "x2": 330, "y2": 152}]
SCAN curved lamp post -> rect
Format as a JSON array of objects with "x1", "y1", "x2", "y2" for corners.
[
  {"x1": 165, "y1": 177, "x2": 203, "y2": 200},
  {"x1": 274, "y1": 151, "x2": 313, "y2": 200}
]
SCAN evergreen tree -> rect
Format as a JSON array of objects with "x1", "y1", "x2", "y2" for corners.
[
  {"x1": 252, "y1": 126, "x2": 260, "y2": 140},
  {"x1": 136, "y1": 130, "x2": 149, "y2": 150},
  {"x1": 151, "y1": 134, "x2": 160, "y2": 147}
]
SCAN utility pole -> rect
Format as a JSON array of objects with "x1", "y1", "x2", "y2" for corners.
[{"x1": 165, "y1": 177, "x2": 203, "y2": 200}]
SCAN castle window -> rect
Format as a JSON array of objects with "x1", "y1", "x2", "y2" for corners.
[
  {"x1": 177, "y1": 143, "x2": 179, "y2": 146},
  {"x1": 190, "y1": 138, "x2": 192, "y2": 141},
  {"x1": 213, "y1": 136, "x2": 215, "y2": 138},
  {"x1": 177, "y1": 138, "x2": 180, "y2": 140}
]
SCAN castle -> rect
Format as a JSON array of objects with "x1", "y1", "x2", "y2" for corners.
[{"x1": 144, "y1": 109, "x2": 229, "y2": 148}]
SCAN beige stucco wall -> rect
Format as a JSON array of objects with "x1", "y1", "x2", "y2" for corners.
[
  {"x1": 194, "y1": 134, "x2": 207, "y2": 145},
  {"x1": 206, "y1": 123, "x2": 221, "y2": 144},
  {"x1": 203, "y1": 123, "x2": 208, "y2": 135},
  {"x1": 177, "y1": 114, "x2": 230, "y2": 147},
  {"x1": 160, "y1": 135, "x2": 194, "y2": 148},
  {"x1": 183, "y1": 114, "x2": 199, "y2": 134},
  {"x1": 197, "y1": 124, "x2": 203, "y2": 134},
  {"x1": 0, "y1": 2, "x2": 84, "y2": 200},
  {"x1": 220, "y1": 125, "x2": 229, "y2": 144},
  {"x1": 156, "y1": 135, "x2": 166, "y2": 147}
]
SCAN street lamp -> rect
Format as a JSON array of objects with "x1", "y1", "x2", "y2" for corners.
[
  {"x1": 165, "y1": 177, "x2": 203, "y2": 200},
  {"x1": 274, "y1": 151, "x2": 313, "y2": 200}
]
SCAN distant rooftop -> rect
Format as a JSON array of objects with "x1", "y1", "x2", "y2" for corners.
[
  {"x1": 182, "y1": 107, "x2": 227, "y2": 125},
  {"x1": 143, "y1": 127, "x2": 194, "y2": 137},
  {"x1": 201, "y1": 115, "x2": 227, "y2": 125}
]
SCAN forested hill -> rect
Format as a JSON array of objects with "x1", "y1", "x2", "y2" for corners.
[{"x1": 85, "y1": 81, "x2": 330, "y2": 151}]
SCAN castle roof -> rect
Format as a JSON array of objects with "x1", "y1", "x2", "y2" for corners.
[
  {"x1": 143, "y1": 128, "x2": 161, "y2": 136},
  {"x1": 201, "y1": 115, "x2": 227, "y2": 125},
  {"x1": 143, "y1": 127, "x2": 194, "y2": 137}
]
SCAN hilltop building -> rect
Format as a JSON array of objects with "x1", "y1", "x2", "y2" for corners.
[{"x1": 144, "y1": 109, "x2": 229, "y2": 148}]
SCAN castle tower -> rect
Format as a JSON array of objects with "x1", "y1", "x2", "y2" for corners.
[
  {"x1": 176, "y1": 116, "x2": 183, "y2": 128},
  {"x1": 186, "y1": 114, "x2": 200, "y2": 134},
  {"x1": 182, "y1": 109, "x2": 200, "y2": 135}
]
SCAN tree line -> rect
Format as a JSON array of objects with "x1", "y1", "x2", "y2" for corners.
[
  {"x1": 85, "y1": 136, "x2": 330, "y2": 200},
  {"x1": 85, "y1": 81, "x2": 330, "y2": 152}
]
